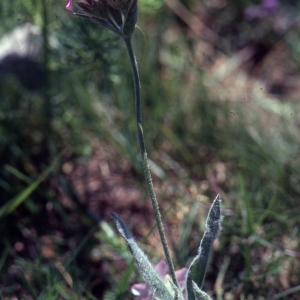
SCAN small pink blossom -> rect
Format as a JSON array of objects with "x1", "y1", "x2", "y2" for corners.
[
  {"x1": 131, "y1": 260, "x2": 188, "y2": 300},
  {"x1": 66, "y1": 0, "x2": 73, "y2": 12}
]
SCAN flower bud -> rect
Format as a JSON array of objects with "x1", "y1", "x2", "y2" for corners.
[{"x1": 66, "y1": 0, "x2": 138, "y2": 39}]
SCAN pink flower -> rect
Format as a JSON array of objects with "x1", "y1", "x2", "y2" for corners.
[
  {"x1": 131, "y1": 260, "x2": 188, "y2": 300},
  {"x1": 66, "y1": 0, "x2": 73, "y2": 12}
]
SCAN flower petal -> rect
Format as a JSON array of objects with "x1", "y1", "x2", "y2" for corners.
[
  {"x1": 131, "y1": 283, "x2": 149, "y2": 296},
  {"x1": 66, "y1": 0, "x2": 73, "y2": 12},
  {"x1": 155, "y1": 260, "x2": 169, "y2": 277},
  {"x1": 175, "y1": 268, "x2": 188, "y2": 287}
]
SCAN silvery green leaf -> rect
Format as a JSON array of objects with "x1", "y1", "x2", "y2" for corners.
[
  {"x1": 110, "y1": 212, "x2": 173, "y2": 300},
  {"x1": 169, "y1": 280, "x2": 185, "y2": 300},
  {"x1": 192, "y1": 282, "x2": 212, "y2": 300},
  {"x1": 186, "y1": 195, "x2": 222, "y2": 300}
]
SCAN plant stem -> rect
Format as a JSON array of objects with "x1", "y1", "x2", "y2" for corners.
[{"x1": 124, "y1": 37, "x2": 179, "y2": 290}]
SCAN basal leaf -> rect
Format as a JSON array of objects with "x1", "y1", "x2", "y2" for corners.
[
  {"x1": 192, "y1": 281, "x2": 212, "y2": 300},
  {"x1": 186, "y1": 195, "x2": 222, "y2": 300},
  {"x1": 110, "y1": 212, "x2": 173, "y2": 300}
]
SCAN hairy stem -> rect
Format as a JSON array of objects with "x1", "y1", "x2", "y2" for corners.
[{"x1": 124, "y1": 37, "x2": 179, "y2": 290}]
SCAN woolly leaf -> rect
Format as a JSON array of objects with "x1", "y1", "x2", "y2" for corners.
[
  {"x1": 186, "y1": 195, "x2": 222, "y2": 300},
  {"x1": 110, "y1": 212, "x2": 173, "y2": 300},
  {"x1": 192, "y1": 282, "x2": 212, "y2": 300}
]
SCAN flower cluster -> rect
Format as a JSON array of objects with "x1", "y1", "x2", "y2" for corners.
[{"x1": 66, "y1": 0, "x2": 138, "y2": 38}]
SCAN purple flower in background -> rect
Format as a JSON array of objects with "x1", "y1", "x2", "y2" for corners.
[
  {"x1": 244, "y1": 0, "x2": 279, "y2": 20},
  {"x1": 262, "y1": 0, "x2": 278, "y2": 10},
  {"x1": 131, "y1": 260, "x2": 188, "y2": 300}
]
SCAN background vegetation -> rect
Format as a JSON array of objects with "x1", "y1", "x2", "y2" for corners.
[{"x1": 0, "y1": 0, "x2": 300, "y2": 299}]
